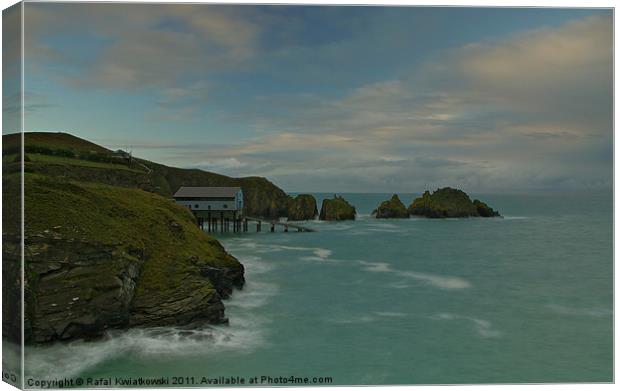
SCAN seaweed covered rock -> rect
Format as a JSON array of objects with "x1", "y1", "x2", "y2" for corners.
[
  {"x1": 373, "y1": 194, "x2": 409, "y2": 218},
  {"x1": 319, "y1": 195, "x2": 356, "y2": 221},
  {"x1": 287, "y1": 194, "x2": 318, "y2": 221},
  {"x1": 408, "y1": 187, "x2": 500, "y2": 218}
]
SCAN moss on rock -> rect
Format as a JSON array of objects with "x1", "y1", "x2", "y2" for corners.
[{"x1": 319, "y1": 195, "x2": 356, "y2": 221}]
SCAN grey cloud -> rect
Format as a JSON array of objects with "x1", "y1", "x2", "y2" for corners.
[{"x1": 24, "y1": 4, "x2": 261, "y2": 91}]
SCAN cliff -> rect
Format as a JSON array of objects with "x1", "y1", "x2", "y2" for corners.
[
  {"x1": 408, "y1": 187, "x2": 500, "y2": 218},
  {"x1": 319, "y1": 195, "x2": 356, "y2": 221},
  {"x1": 3, "y1": 133, "x2": 247, "y2": 343}
]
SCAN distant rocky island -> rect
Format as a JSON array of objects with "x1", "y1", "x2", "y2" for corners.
[
  {"x1": 373, "y1": 194, "x2": 409, "y2": 218},
  {"x1": 287, "y1": 194, "x2": 318, "y2": 221},
  {"x1": 374, "y1": 188, "x2": 501, "y2": 219},
  {"x1": 319, "y1": 195, "x2": 356, "y2": 221}
]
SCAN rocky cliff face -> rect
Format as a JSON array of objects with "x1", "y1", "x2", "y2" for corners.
[
  {"x1": 287, "y1": 194, "x2": 318, "y2": 221},
  {"x1": 408, "y1": 187, "x2": 500, "y2": 218},
  {"x1": 319, "y1": 195, "x2": 356, "y2": 221},
  {"x1": 6, "y1": 173, "x2": 244, "y2": 344},
  {"x1": 373, "y1": 194, "x2": 409, "y2": 218}
]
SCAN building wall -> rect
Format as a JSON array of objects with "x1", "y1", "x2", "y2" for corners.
[{"x1": 174, "y1": 190, "x2": 244, "y2": 215}]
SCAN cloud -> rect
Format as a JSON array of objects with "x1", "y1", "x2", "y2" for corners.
[
  {"x1": 192, "y1": 157, "x2": 248, "y2": 171},
  {"x1": 24, "y1": 4, "x2": 261, "y2": 90},
  {"x1": 173, "y1": 14, "x2": 611, "y2": 191},
  {"x1": 20, "y1": 6, "x2": 612, "y2": 192},
  {"x1": 418, "y1": 14, "x2": 612, "y2": 136}
]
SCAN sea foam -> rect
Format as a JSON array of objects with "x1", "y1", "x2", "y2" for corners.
[
  {"x1": 358, "y1": 261, "x2": 471, "y2": 290},
  {"x1": 431, "y1": 313, "x2": 501, "y2": 338}
]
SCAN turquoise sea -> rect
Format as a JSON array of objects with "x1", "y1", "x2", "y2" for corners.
[{"x1": 23, "y1": 192, "x2": 613, "y2": 385}]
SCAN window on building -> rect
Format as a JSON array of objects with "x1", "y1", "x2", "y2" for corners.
[
  {"x1": 223, "y1": 204, "x2": 228, "y2": 209},
  {"x1": 195, "y1": 204, "x2": 199, "y2": 208},
  {"x1": 208, "y1": 205, "x2": 211, "y2": 210}
]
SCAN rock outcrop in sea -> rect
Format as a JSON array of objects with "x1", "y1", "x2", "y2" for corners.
[
  {"x1": 373, "y1": 194, "x2": 409, "y2": 218},
  {"x1": 287, "y1": 194, "x2": 318, "y2": 221},
  {"x1": 408, "y1": 187, "x2": 500, "y2": 218},
  {"x1": 319, "y1": 195, "x2": 356, "y2": 221}
]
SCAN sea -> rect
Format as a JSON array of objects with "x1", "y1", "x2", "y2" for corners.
[{"x1": 21, "y1": 192, "x2": 613, "y2": 385}]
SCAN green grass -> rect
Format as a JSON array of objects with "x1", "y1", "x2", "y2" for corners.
[
  {"x1": 25, "y1": 153, "x2": 145, "y2": 172},
  {"x1": 3, "y1": 131, "x2": 292, "y2": 218},
  {"x1": 3, "y1": 132, "x2": 110, "y2": 155},
  {"x1": 21, "y1": 173, "x2": 240, "y2": 297}
]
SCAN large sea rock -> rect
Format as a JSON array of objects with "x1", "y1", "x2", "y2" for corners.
[
  {"x1": 319, "y1": 195, "x2": 356, "y2": 221},
  {"x1": 287, "y1": 194, "x2": 318, "y2": 221},
  {"x1": 373, "y1": 194, "x2": 409, "y2": 218},
  {"x1": 408, "y1": 187, "x2": 500, "y2": 218}
]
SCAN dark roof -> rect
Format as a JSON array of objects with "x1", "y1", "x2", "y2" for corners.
[{"x1": 173, "y1": 186, "x2": 241, "y2": 198}]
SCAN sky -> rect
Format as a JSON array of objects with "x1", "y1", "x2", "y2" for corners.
[{"x1": 2, "y1": 3, "x2": 614, "y2": 193}]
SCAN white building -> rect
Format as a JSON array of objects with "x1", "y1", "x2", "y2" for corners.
[{"x1": 173, "y1": 186, "x2": 244, "y2": 220}]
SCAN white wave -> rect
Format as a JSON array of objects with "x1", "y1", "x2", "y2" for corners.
[
  {"x1": 328, "y1": 314, "x2": 376, "y2": 324},
  {"x1": 388, "y1": 281, "x2": 412, "y2": 289},
  {"x1": 299, "y1": 256, "x2": 338, "y2": 263},
  {"x1": 238, "y1": 255, "x2": 274, "y2": 275},
  {"x1": 374, "y1": 311, "x2": 408, "y2": 317},
  {"x1": 25, "y1": 312, "x2": 268, "y2": 379},
  {"x1": 226, "y1": 280, "x2": 278, "y2": 309},
  {"x1": 433, "y1": 313, "x2": 457, "y2": 320},
  {"x1": 547, "y1": 304, "x2": 612, "y2": 317},
  {"x1": 237, "y1": 243, "x2": 334, "y2": 260},
  {"x1": 313, "y1": 248, "x2": 332, "y2": 259},
  {"x1": 431, "y1": 313, "x2": 501, "y2": 338},
  {"x1": 358, "y1": 261, "x2": 470, "y2": 290},
  {"x1": 359, "y1": 261, "x2": 393, "y2": 273},
  {"x1": 401, "y1": 271, "x2": 471, "y2": 290}
]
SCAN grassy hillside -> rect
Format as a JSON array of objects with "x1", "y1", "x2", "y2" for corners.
[
  {"x1": 3, "y1": 132, "x2": 290, "y2": 218},
  {"x1": 2, "y1": 133, "x2": 249, "y2": 343}
]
